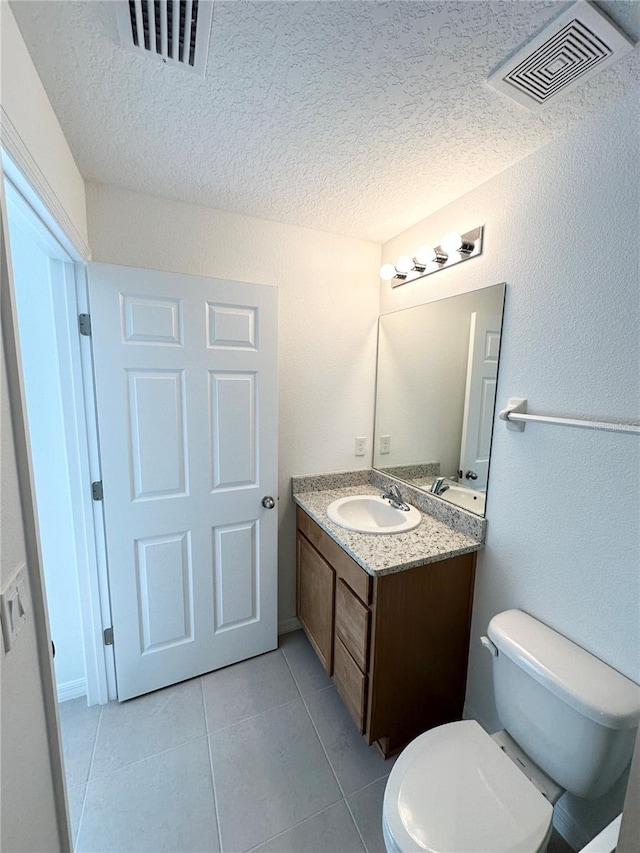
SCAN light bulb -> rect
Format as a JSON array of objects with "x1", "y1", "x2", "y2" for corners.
[
  {"x1": 395, "y1": 255, "x2": 414, "y2": 274},
  {"x1": 415, "y1": 245, "x2": 436, "y2": 265},
  {"x1": 379, "y1": 263, "x2": 397, "y2": 281},
  {"x1": 441, "y1": 231, "x2": 463, "y2": 254}
]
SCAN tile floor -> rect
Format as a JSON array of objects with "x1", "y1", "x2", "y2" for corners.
[
  {"x1": 60, "y1": 631, "x2": 393, "y2": 853},
  {"x1": 59, "y1": 630, "x2": 576, "y2": 853}
]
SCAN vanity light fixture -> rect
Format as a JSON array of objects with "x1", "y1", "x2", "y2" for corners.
[{"x1": 380, "y1": 225, "x2": 484, "y2": 287}]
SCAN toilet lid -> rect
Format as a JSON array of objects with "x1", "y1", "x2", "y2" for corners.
[{"x1": 383, "y1": 720, "x2": 553, "y2": 853}]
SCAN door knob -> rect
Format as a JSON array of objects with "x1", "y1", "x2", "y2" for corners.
[
  {"x1": 465, "y1": 470, "x2": 478, "y2": 480},
  {"x1": 262, "y1": 496, "x2": 276, "y2": 509}
]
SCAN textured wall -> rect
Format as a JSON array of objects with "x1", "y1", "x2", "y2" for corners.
[
  {"x1": 0, "y1": 3, "x2": 87, "y2": 246},
  {"x1": 86, "y1": 184, "x2": 381, "y2": 624},
  {"x1": 381, "y1": 90, "x2": 640, "y2": 845}
]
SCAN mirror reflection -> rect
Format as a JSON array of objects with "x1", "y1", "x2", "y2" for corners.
[{"x1": 373, "y1": 283, "x2": 506, "y2": 517}]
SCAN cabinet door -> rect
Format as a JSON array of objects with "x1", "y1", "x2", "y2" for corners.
[{"x1": 297, "y1": 533, "x2": 335, "y2": 674}]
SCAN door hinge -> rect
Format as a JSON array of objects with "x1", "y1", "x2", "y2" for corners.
[
  {"x1": 79, "y1": 313, "x2": 92, "y2": 336},
  {"x1": 103, "y1": 627, "x2": 114, "y2": 646},
  {"x1": 92, "y1": 481, "x2": 104, "y2": 501}
]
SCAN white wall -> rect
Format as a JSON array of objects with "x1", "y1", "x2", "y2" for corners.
[
  {"x1": 0, "y1": 3, "x2": 88, "y2": 252},
  {"x1": 381, "y1": 90, "x2": 640, "y2": 845},
  {"x1": 86, "y1": 183, "x2": 381, "y2": 624}
]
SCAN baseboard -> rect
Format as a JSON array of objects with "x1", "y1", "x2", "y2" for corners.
[
  {"x1": 278, "y1": 617, "x2": 301, "y2": 635},
  {"x1": 57, "y1": 678, "x2": 86, "y2": 703}
]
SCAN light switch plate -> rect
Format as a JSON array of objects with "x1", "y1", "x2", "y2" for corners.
[{"x1": 1, "y1": 563, "x2": 30, "y2": 653}]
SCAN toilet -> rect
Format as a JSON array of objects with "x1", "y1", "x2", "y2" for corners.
[{"x1": 382, "y1": 609, "x2": 640, "y2": 853}]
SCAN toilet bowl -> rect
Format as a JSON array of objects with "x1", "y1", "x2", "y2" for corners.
[{"x1": 382, "y1": 720, "x2": 553, "y2": 853}]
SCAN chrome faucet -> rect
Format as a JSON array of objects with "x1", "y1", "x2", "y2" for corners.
[
  {"x1": 431, "y1": 477, "x2": 450, "y2": 496},
  {"x1": 380, "y1": 484, "x2": 411, "y2": 511}
]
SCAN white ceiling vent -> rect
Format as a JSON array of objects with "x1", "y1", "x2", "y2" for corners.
[
  {"x1": 115, "y1": 1, "x2": 213, "y2": 76},
  {"x1": 487, "y1": 1, "x2": 635, "y2": 111}
]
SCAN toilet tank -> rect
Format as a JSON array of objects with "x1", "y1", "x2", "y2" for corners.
[{"x1": 487, "y1": 610, "x2": 640, "y2": 800}]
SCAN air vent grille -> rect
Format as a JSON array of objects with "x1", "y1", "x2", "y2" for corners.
[
  {"x1": 487, "y1": 1, "x2": 635, "y2": 111},
  {"x1": 504, "y1": 19, "x2": 611, "y2": 105},
  {"x1": 116, "y1": 0, "x2": 213, "y2": 76}
]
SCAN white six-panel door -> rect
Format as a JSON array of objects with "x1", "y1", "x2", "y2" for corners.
[
  {"x1": 88, "y1": 263, "x2": 278, "y2": 700},
  {"x1": 459, "y1": 311, "x2": 501, "y2": 492}
]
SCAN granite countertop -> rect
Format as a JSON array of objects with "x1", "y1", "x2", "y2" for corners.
[{"x1": 293, "y1": 484, "x2": 482, "y2": 577}]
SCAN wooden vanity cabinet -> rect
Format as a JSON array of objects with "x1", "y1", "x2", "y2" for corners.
[{"x1": 296, "y1": 506, "x2": 477, "y2": 757}]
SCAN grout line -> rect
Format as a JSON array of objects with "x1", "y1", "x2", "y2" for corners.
[
  {"x1": 282, "y1": 651, "x2": 346, "y2": 802},
  {"x1": 343, "y1": 795, "x2": 370, "y2": 853},
  {"x1": 345, "y1": 771, "x2": 394, "y2": 853},
  {"x1": 244, "y1": 799, "x2": 346, "y2": 853},
  {"x1": 201, "y1": 677, "x2": 224, "y2": 853},
  {"x1": 74, "y1": 701, "x2": 104, "y2": 846},
  {"x1": 279, "y1": 642, "x2": 304, "y2": 700},
  {"x1": 85, "y1": 689, "x2": 210, "y2": 783},
  {"x1": 299, "y1": 688, "x2": 347, "y2": 800},
  {"x1": 343, "y1": 774, "x2": 393, "y2": 853},
  {"x1": 280, "y1": 639, "x2": 334, "y2": 699},
  {"x1": 83, "y1": 728, "x2": 211, "y2": 784},
  {"x1": 281, "y1": 644, "x2": 388, "y2": 853},
  {"x1": 348, "y1": 771, "x2": 391, "y2": 799},
  {"x1": 205, "y1": 694, "x2": 304, "y2": 740},
  {"x1": 199, "y1": 648, "x2": 307, "y2": 741}
]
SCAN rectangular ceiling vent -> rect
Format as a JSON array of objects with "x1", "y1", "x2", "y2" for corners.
[
  {"x1": 487, "y1": 1, "x2": 635, "y2": 111},
  {"x1": 115, "y1": 0, "x2": 213, "y2": 77}
]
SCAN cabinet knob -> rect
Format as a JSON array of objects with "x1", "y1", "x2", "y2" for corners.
[{"x1": 262, "y1": 496, "x2": 276, "y2": 509}]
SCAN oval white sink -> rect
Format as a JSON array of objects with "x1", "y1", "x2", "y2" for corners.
[
  {"x1": 440, "y1": 485, "x2": 485, "y2": 514},
  {"x1": 327, "y1": 495, "x2": 421, "y2": 534}
]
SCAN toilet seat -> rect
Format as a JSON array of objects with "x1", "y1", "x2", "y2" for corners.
[{"x1": 382, "y1": 720, "x2": 553, "y2": 853}]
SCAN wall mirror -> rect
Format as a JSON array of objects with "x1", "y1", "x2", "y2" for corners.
[{"x1": 373, "y1": 283, "x2": 506, "y2": 517}]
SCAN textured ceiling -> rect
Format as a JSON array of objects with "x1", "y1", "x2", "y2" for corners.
[{"x1": 9, "y1": 0, "x2": 640, "y2": 242}]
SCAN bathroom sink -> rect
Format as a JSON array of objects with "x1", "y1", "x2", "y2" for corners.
[
  {"x1": 326, "y1": 495, "x2": 421, "y2": 534},
  {"x1": 440, "y1": 485, "x2": 485, "y2": 514}
]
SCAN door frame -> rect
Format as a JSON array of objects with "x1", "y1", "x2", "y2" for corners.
[{"x1": 2, "y1": 150, "x2": 115, "y2": 704}]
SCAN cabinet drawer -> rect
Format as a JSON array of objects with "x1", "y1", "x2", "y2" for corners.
[
  {"x1": 333, "y1": 636, "x2": 368, "y2": 734},
  {"x1": 296, "y1": 507, "x2": 371, "y2": 604},
  {"x1": 335, "y1": 579, "x2": 369, "y2": 672}
]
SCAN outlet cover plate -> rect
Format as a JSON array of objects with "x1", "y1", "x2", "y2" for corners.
[{"x1": 1, "y1": 564, "x2": 30, "y2": 653}]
